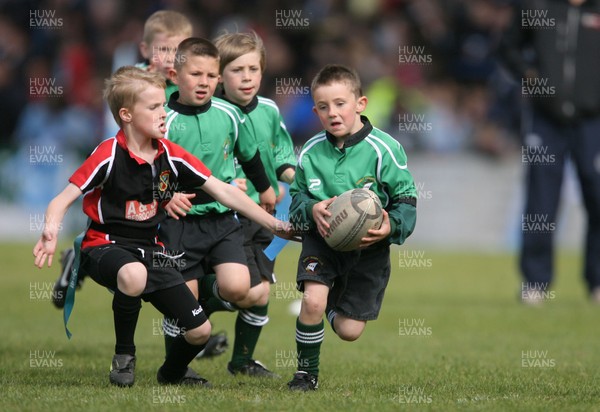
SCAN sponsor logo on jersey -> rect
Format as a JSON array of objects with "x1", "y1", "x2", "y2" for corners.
[
  {"x1": 308, "y1": 178, "x2": 321, "y2": 191},
  {"x1": 125, "y1": 199, "x2": 158, "y2": 221},
  {"x1": 192, "y1": 307, "x2": 203, "y2": 316}
]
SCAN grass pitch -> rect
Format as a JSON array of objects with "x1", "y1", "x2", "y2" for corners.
[{"x1": 1, "y1": 242, "x2": 599, "y2": 411}]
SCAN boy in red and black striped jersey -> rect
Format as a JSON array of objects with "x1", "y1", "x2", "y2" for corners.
[{"x1": 33, "y1": 66, "x2": 292, "y2": 387}]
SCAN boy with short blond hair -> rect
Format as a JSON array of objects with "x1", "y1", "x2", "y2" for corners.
[
  {"x1": 51, "y1": 11, "x2": 194, "y2": 308},
  {"x1": 34, "y1": 66, "x2": 291, "y2": 387},
  {"x1": 137, "y1": 10, "x2": 193, "y2": 99},
  {"x1": 287, "y1": 64, "x2": 417, "y2": 390},
  {"x1": 212, "y1": 31, "x2": 296, "y2": 376}
]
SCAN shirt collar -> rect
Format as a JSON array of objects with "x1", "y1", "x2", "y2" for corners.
[
  {"x1": 325, "y1": 116, "x2": 373, "y2": 149},
  {"x1": 215, "y1": 87, "x2": 258, "y2": 114},
  {"x1": 115, "y1": 129, "x2": 164, "y2": 164},
  {"x1": 168, "y1": 91, "x2": 212, "y2": 115}
]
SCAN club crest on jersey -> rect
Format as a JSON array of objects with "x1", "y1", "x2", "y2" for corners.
[
  {"x1": 356, "y1": 176, "x2": 375, "y2": 189},
  {"x1": 302, "y1": 256, "x2": 322, "y2": 274},
  {"x1": 223, "y1": 138, "x2": 231, "y2": 160},
  {"x1": 158, "y1": 170, "x2": 170, "y2": 193},
  {"x1": 125, "y1": 199, "x2": 158, "y2": 221}
]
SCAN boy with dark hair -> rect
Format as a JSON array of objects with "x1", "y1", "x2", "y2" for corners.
[
  {"x1": 34, "y1": 66, "x2": 290, "y2": 387},
  {"x1": 212, "y1": 31, "x2": 296, "y2": 377},
  {"x1": 158, "y1": 37, "x2": 277, "y2": 359},
  {"x1": 287, "y1": 64, "x2": 417, "y2": 391}
]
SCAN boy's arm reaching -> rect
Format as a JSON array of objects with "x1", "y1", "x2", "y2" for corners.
[
  {"x1": 201, "y1": 176, "x2": 292, "y2": 237},
  {"x1": 33, "y1": 183, "x2": 83, "y2": 268}
]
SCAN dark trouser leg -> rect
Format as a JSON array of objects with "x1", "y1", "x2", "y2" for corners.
[
  {"x1": 519, "y1": 109, "x2": 569, "y2": 288},
  {"x1": 570, "y1": 116, "x2": 600, "y2": 292}
]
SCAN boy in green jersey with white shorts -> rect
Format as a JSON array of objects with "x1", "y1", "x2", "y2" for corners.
[{"x1": 287, "y1": 64, "x2": 417, "y2": 391}]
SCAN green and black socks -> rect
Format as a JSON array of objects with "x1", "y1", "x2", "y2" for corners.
[{"x1": 295, "y1": 318, "x2": 324, "y2": 376}]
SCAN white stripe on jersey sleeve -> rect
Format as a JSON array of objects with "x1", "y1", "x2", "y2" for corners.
[
  {"x1": 80, "y1": 138, "x2": 117, "y2": 191},
  {"x1": 297, "y1": 132, "x2": 326, "y2": 169},
  {"x1": 257, "y1": 96, "x2": 280, "y2": 113},
  {"x1": 211, "y1": 101, "x2": 240, "y2": 143},
  {"x1": 366, "y1": 133, "x2": 407, "y2": 169},
  {"x1": 164, "y1": 111, "x2": 179, "y2": 140},
  {"x1": 161, "y1": 140, "x2": 211, "y2": 181}
]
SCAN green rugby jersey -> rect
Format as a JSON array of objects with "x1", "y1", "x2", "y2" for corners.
[
  {"x1": 229, "y1": 96, "x2": 296, "y2": 204},
  {"x1": 134, "y1": 61, "x2": 178, "y2": 100},
  {"x1": 290, "y1": 116, "x2": 417, "y2": 245},
  {"x1": 165, "y1": 94, "x2": 261, "y2": 215}
]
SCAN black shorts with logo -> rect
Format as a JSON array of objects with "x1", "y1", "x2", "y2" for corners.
[
  {"x1": 296, "y1": 232, "x2": 391, "y2": 321},
  {"x1": 239, "y1": 215, "x2": 276, "y2": 286},
  {"x1": 80, "y1": 242, "x2": 186, "y2": 294},
  {"x1": 80, "y1": 243, "x2": 207, "y2": 332},
  {"x1": 158, "y1": 212, "x2": 247, "y2": 282}
]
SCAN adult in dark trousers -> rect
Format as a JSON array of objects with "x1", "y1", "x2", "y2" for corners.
[{"x1": 500, "y1": 0, "x2": 600, "y2": 303}]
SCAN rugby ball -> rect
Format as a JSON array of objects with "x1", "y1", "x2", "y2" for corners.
[{"x1": 324, "y1": 188, "x2": 383, "y2": 251}]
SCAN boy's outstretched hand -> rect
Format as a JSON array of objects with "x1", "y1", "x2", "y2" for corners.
[
  {"x1": 164, "y1": 192, "x2": 196, "y2": 219},
  {"x1": 359, "y1": 210, "x2": 391, "y2": 248},
  {"x1": 259, "y1": 186, "x2": 276, "y2": 214},
  {"x1": 33, "y1": 227, "x2": 58, "y2": 268},
  {"x1": 312, "y1": 197, "x2": 336, "y2": 238},
  {"x1": 273, "y1": 220, "x2": 302, "y2": 242}
]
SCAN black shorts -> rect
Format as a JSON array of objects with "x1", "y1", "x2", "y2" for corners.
[
  {"x1": 158, "y1": 212, "x2": 247, "y2": 282},
  {"x1": 297, "y1": 233, "x2": 391, "y2": 321},
  {"x1": 144, "y1": 283, "x2": 208, "y2": 334},
  {"x1": 239, "y1": 216, "x2": 275, "y2": 286},
  {"x1": 80, "y1": 243, "x2": 186, "y2": 294}
]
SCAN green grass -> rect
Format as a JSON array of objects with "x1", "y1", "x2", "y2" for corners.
[{"x1": 2, "y1": 242, "x2": 600, "y2": 411}]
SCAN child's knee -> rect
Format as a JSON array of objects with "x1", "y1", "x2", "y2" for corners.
[
  {"x1": 300, "y1": 292, "x2": 326, "y2": 319},
  {"x1": 336, "y1": 319, "x2": 365, "y2": 342},
  {"x1": 184, "y1": 321, "x2": 211, "y2": 346},
  {"x1": 117, "y1": 262, "x2": 147, "y2": 296},
  {"x1": 219, "y1": 281, "x2": 249, "y2": 303},
  {"x1": 337, "y1": 329, "x2": 362, "y2": 342},
  {"x1": 239, "y1": 281, "x2": 270, "y2": 307}
]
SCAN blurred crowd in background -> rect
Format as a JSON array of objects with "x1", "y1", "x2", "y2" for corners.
[{"x1": 0, "y1": 0, "x2": 521, "y2": 210}]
